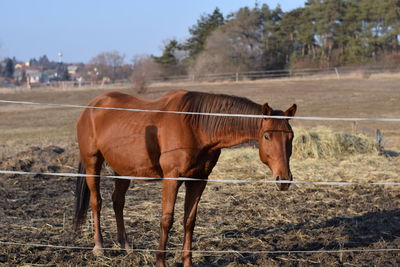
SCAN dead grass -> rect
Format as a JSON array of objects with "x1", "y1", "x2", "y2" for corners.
[
  {"x1": 0, "y1": 76, "x2": 399, "y2": 266},
  {"x1": 214, "y1": 136, "x2": 399, "y2": 184},
  {"x1": 0, "y1": 143, "x2": 399, "y2": 266},
  {"x1": 293, "y1": 126, "x2": 375, "y2": 160}
]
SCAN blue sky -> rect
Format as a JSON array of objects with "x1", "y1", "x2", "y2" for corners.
[{"x1": 0, "y1": 1, "x2": 305, "y2": 63}]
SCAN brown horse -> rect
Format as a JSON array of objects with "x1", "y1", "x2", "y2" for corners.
[{"x1": 73, "y1": 90, "x2": 296, "y2": 267}]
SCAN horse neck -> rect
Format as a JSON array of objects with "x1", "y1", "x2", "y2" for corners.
[
  {"x1": 179, "y1": 92, "x2": 263, "y2": 149},
  {"x1": 204, "y1": 119, "x2": 261, "y2": 149}
]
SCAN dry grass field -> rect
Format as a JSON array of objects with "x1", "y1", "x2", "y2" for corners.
[{"x1": 0, "y1": 75, "x2": 399, "y2": 266}]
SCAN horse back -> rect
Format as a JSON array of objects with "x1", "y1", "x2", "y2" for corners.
[
  {"x1": 88, "y1": 89, "x2": 187, "y2": 110},
  {"x1": 77, "y1": 90, "x2": 199, "y2": 177}
]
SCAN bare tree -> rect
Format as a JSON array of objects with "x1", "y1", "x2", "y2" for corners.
[
  {"x1": 190, "y1": 29, "x2": 237, "y2": 76},
  {"x1": 89, "y1": 51, "x2": 125, "y2": 81},
  {"x1": 190, "y1": 7, "x2": 268, "y2": 76},
  {"x1": 131, "y1": 55, "x2": 160, "y2": 94}
]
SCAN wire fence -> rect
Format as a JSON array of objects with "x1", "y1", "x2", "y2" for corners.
[
  {"x1": 1, "y1": 99, "x2": 400, "y2": 122},
  {"x1": 1, "y1": 170, "x2": 400, "y2": 186},
  {"x1": 4, "y1": 66, "x2": 400, "y2": 90},
  {"x1": 1, "y1": 241, "x2": 399, "y2": 255},
  {"x1": 0, "y1": 95, "x2": 399, "y2": 258},
  {"x1": 0, "y1": 99, "x2": 399, "y2": 186},
  {"x1": 150, "y1": 66, "x2": 400, "y2": 83}
]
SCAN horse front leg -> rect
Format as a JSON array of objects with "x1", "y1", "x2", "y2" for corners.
[
  {"x1": 156, "y1": 178, "x2": 182, "y2": 267},
  {"x1": 112, "y1": 178, "x2": 131, "y2": 251},
  {"x1": 182, "y1": 180, "x2": 207, "y2": 267}
]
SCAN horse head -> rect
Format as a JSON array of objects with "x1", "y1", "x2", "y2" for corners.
[{"x1": 258, "y1": 103, "x2": 297, "y2": 191}]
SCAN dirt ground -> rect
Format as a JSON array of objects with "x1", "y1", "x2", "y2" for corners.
[{"x1": 0, "y1": 76, "x2": 399, "y2": 266}]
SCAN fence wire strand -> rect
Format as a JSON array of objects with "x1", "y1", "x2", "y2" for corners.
[
  {"x1": 0, "y1": 170, "x2": 399, "y2": 186},
  {"x1": 1, "y1": 96, "x2": 399, "y2": 259},
  {"x1": 1, "y1": 241, "x2": 399, "y2": 255},
  {"x1": 1, "y1": 99, "x2": 400, "y2": 122}
]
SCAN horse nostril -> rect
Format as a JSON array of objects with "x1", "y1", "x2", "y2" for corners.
[{"x1": 275, "y1": 175, "x2": 281, "y2": 181}]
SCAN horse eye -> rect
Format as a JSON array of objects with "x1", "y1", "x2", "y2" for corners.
[{"x1": 264, "y1": 135, "x2": 271, "y2": 141}]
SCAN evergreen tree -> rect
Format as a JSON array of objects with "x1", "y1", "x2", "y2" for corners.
[
  {"x1": 169, "y1": 0, "x2": 400, "y2": 73},
  {"x1": 384, "y1": 0, "x2": 400, "y2": 52},
  {"x1": 340, "y1": 0, "x2": 365, "y2": 63},
  {"x1": 29, "y1": 58, "x2": 39, "y2": 67},
  {"x1": 61, "y1": 68, "x2": 70, "y2": 81},
  {"x1": 3, "y1": 58, "x2": 15, "y2": 78},
  {"x1": 154, "y1": 40, "x2": 179, "y2": 65},
  {"x1": 184, "y1": 8, "x2": 224, "y2": 60},
  {"x1": 152, "y1": 39, "x2": 183, "y2": 76},
  {"x1": 20, "y1": 69, "x2": 27, "y2": 83},
  {"x1": 39, "y1": 55, "x2": 50, "y2": 68},
  {"x1": 262, "y1": 5, "x2": 292, "y2": 69}
]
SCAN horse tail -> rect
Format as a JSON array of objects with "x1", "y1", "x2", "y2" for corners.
[{"x1": 73, "y1": 161, "x2": 90, "y2": 231}]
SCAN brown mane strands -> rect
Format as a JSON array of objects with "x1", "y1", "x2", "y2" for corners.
[{"x1": 179, "y1": 91, "x2": 262, "y2": 140}]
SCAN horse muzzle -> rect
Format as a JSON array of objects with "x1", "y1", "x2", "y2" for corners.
[{"x1": 273, "y1": 174, "x2": 293, "y2": 191}]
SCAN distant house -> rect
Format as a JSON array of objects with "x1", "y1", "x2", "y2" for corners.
[
  {"x1": 13, "y1": 66, "x2": 43, "y2": 84},
  {"x1": 13, "y1": 68, "x2": 23, "y2": 82},
  {"x1": 42, "y1": 69, "x2": 59, "y2": 82},
  {"x1": 67, "y1": 65, "x2": 78, "y2": 74},
  {"x1": 26, "y1": 68, "x2": 43, "y2": 83},
  {"x1": 67, "y1": 65, "x2": 80, "y2": 79},
  {"x1": 14, "y1": 62, "x2": 29, "y2": 69}
]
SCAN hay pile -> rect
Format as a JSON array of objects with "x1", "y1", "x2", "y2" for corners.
[{"x1": 293, "y1": 127, "x2": 375, "y2": 159}]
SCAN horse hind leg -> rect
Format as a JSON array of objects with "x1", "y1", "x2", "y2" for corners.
[
  {"x1": 182, "y1": 180, "x2": 207, "y2": 267},
  {"x1": 112, "y1": 176, "x2": 131, "y2": 251},
  {"x1": 83, "y1": 152, "x2": 105, "y2": 256},
  {"x1": 156, "y1": 176, "x2": 183, "y2": 267}
]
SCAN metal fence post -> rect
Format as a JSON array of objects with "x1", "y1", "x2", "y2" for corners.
[{"x1": 335, "y1": 67, "x2": 340, "y2": 79}]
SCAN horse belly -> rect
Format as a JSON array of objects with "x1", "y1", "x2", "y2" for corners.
[{"x1": 100, "y1": 135, "x2": 163, "y2": 179}]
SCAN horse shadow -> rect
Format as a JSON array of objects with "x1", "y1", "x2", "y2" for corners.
[
  {"x1": 293, "y1": 208, "x2": 400, "y2": 250},
  {"x1": 196, "y1": 208, "x2": 400, "y2": 266},
  {"x1": 382, "y1": 149, "x2": 400, "y2": 157}
]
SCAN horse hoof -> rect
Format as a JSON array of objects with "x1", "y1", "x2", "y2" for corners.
[{"x1": 93, "y1": 247, "x2": 104, "y2": 257}]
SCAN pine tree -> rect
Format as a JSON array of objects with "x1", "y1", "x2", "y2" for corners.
[
  {"x1": 3, "y1": 58, "x2": 14, "y2": 78},
  {"x1": 153, "y1": 40, "x2": 179, "y2": 68},
  {"x1": 381, "y1": 0, "x2": 400, "y2": 52},
  {"x1": 39, "y1": 55, "x2": 50, "y2": 68},
  {"x1": 171, "y1": 0, "x2": 400, "y2": 73},
  {"x1": 153, "y1": 39, "x2": 185, "y2": 77},
  {"x1": 184, "y1": 8, "x2": 224, "y2": 60},
  {"x1": 341, "y1": 0, "x2": 365, "y2": 63},
  {"x1": 275, "y1": 6, "x2": 316, "y2": 68}
]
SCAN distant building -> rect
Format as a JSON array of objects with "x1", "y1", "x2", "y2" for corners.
[
  {"x1": 67, "y1": 65, "x2": 78, "y2": 74},
  {"x1": 14, "y1": 62, "x2": 30, "y2": 69},
  {"x1": 42, "y1": 69, "x2": 59, "y2": 82},
  {"x1": 26, "y1": 68, "x2": 42, "y2": 83},
  {"x1": 13, "y1": 68, "x2": 24, "y2": 82},
  {"x1": 67, "y1": 65, "x2": 81, "y2": 80},
  {"x1": 13, "y1": 63, "x2": 43, "y2": 84}
]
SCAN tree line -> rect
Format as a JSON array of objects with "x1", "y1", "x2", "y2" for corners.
[{"x1": 149, "y1": 0, "x2": 400, "y2": 78}]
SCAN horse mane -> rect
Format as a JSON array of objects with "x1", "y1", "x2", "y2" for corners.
[{"x1": 179, "y1": 91, "x2": 262, "y2": 139}]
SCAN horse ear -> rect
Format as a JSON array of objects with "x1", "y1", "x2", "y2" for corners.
[
  {"x1": 262, "y1": 103, "x2": 273, "y2": 116},
  {"x1": 284, "y1": 104, "x2": 297, "y2": 118}
]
